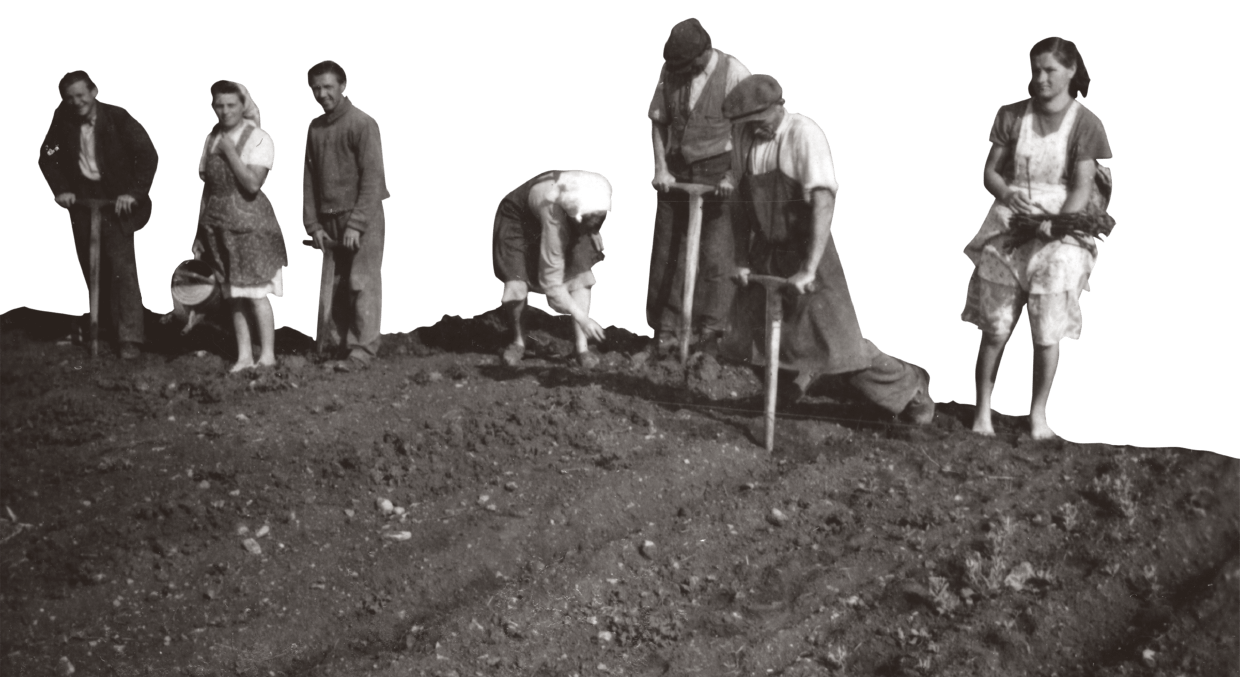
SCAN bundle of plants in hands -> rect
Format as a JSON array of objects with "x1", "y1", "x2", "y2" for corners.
[{"x1": 1004, "y1": 211, "x2": 1116, "y2": 254}]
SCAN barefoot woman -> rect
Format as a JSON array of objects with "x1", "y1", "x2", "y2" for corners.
[
  {"x1": 963, "y1": 38, "x2": 1114, "y2": 439},
  {"x1": 195, "y1": 81, "x2": 288, "y2": 372}
]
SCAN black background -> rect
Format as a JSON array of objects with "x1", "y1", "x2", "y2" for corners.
[{"x1": 4, "y1": 19, "x2": 1215, "y2": 453}]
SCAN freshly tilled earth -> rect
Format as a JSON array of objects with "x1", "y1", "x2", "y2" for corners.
[{"x1": 1, "y1": 307, "x2": 1236, "y2": 677}]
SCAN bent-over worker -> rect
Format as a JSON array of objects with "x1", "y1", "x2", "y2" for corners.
[
  {"x1": 720, "y1": 75, "x2": 935, "y2": 425},
  {"x1": 492, "y1": 171, "x2": 612, "y2": 369}
]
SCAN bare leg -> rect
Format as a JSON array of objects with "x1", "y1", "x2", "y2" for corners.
[
  {"x1": 1030, "y1": 342, "x2": 1060, "y2": 440},
  {"x1": 501, "y1": 297, "x2": 526, "y2": 366},
  {"x1": 230, "y1": 299, "x2": 255, "y2": 373},
  {"x1": 253, "y1": 297, "x2": 277, "y2": 368},
  {"x1": 570, "y1": 287, "x2": 592, "y2": 354},
  {"x1": 972, "y1": 331, "x2": 1010, "y2": 435}
]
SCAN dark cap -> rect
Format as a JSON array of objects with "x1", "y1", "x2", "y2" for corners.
[
  {"x1": 663, "y1": 18, "x2": 711, "y2": 69},
  {"x1": 722, "y1": 75, "x2": 784, "y2": 121}
]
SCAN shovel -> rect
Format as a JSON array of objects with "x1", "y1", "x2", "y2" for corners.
[
  {"x1": 79, "y1": 198, "x2": 117, "y2": 358},
  {"x1": 669, "y1": 182, "x2": 715, "y2": 363}
]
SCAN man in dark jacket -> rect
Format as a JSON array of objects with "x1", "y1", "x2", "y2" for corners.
[
  {"x1": 303, "y1": 60, "x2": 389, "y2": 368},
  {"x1": 38, "y1": 71, "x2": 158, "y2": 358}
]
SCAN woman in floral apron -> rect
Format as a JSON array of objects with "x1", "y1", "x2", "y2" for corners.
[
  {"x1": 195, "y1": 81, "x2": 288, "y2": 372},
  {"x1": 963, "y1": 38, "x2": 1114, "y2": 439}
]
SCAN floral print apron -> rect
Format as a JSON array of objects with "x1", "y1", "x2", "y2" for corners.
[
  {"x1": 198, "y1": 125, "x2": 287, "y2": 288},
  {"x1": 964, "y1": 101, "x2": 1095, "y2": 294}
]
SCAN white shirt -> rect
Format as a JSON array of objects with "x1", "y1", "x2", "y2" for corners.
[
  {"x1": 78, "y1": 112, "x2": 101, "y2": 181},
  {"x1": 745, "y1": 113, "x2": 839, "y2": 201},
  {"x1": 199, "y1": 120, "x2": 274, "y2": 175},
  {"x1": 648, "y1": 50, "x2": 752, "y2": 151}
]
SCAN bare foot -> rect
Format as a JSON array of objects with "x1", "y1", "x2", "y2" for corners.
[
  {"x1": 501, "y1": 343, "x2": 525, "y2": 367},
  {"x1": 229, "y1": 358, "x2": 255, "y2": 373},
  {"x1": 1030, "y1": 421, "x2": 1057, "y2": 440},
  {"x1": 971, "y1": 415, "x2": 995, "y2": 436},
  {"x1": 255, "y1": 356, "x2": 277, "y2": 369}
]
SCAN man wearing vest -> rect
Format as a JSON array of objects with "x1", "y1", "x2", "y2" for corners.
[{"x1": 646, "y1": 18, "x2": 751, "y2": 356}]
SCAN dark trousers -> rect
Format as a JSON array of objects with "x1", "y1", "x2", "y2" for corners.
[
  {"x1": 68, "y1": 181, "x2": 144, "y2": 345},
  {"x1": 645, "y1": 152, "x2": 736, "y2": 334},
  {"x1": 316, "y1": 206, "x2": 385, "y2": 359}
]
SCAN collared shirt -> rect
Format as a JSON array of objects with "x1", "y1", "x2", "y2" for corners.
[
  {"x1": 648, "y1": 50, "x2": 751, "y2": 120},
  {"x1": 744, "y1": 112, "x2": 839, "y2": 201},
  {"x1": 78, "y1": 110, "x2": 101, "y2": 181}
]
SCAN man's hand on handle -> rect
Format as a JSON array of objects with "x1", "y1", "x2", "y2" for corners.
[
  {"x1": 652, "y1": 168, "x2": 675, "y2": 192},
  {"x1": 55, "y1": 193, "x2": 77, "y2": 209},
  {"x1": 715, "y1": 175, "x2": 735, "y2": 198},
  {"x1": 115, "y1": 195, "x2": 136, "y2": 215},
  {"x1": 732, "y1": 267, "x2": 751, "y2": 287},
  {"x1": 785, "y1": 270, "x2": 817, "y2": 295},
  {"x1": 310, "y1": 230, "x2": 337, "y2": 250}
]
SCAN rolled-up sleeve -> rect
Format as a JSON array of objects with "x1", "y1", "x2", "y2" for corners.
[
  {"x1": 648, "y1": 66, "x2": 669, "y2": 124},
  {"x1": 724, "y1": 57, "x2": 751, "y2": 94},
  {"x1": 344, "y1": 119, "x2": 387, "y2": 233},
  {"x1": 787, "y1": 119, "x2": 839, "y2": 201}
]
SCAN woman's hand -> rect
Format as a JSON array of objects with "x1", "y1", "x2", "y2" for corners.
[
  {"x1": 214, "y1": 133, "x2": 237, "y2": 157},
  {"x1": 1002, "y1": 189, "x2": 1040, "y2": 215},
  {"x1": 577, "y1": 317, "x2": 607, "y2": 343}
]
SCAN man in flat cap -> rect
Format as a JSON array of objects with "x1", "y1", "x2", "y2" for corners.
[
  {"x1": 646, "y1": 18, "x2": 751, "y2": 356},
  {"x1": 720, "y1": 75, "x2": 936, "y2": 425}
]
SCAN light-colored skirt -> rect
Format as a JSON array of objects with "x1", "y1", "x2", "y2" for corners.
[
  {"x1": 225, "y1": 268, "x2": 283, "y2": 299},
  {"x1": 957, "y1": 184, "x2": 1096, "y2": 292}
]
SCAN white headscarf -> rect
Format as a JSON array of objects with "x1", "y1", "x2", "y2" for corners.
[
  {"x1": 234, "y1": 82, "x2": 261, "y2": 127},
  {"x1": 554, "y1": 171, "x2": 612, "y2": 220}
]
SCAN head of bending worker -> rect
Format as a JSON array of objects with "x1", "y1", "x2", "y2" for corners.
[{"x1": 492, "y1": 170, "x2": 612, "y2": 369}]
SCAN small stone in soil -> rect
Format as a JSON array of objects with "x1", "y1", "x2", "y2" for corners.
[
  {"x1": 241, "y1": 538, "x2": 262, "y2": 556},
  {"x1": 767, "y1": 508, "x2": 789, "y2": 527},
  {"x1": 639, "y1": 540, "x2": 656, "y2": 559}
]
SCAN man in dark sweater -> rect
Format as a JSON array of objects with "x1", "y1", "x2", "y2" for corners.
[
  {"x1": 303, "y1": 60, "x2": 389, "y2": 367},
  {"x1": 38, "y1": 70, "x2": 158, "y2": 359}
]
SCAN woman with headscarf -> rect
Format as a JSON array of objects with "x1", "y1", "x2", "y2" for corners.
[
  {"x1": 492, "y1": 170, "x2": 611, "y2": 369},
  {"x1": 962, "y1": 38, "x2": 1115, "y2": 439},
  {"x1": 195, "y1": 80, "x2": 287, "y2": 372}
]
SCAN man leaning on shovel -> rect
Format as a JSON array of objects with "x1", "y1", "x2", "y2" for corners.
[
  {"x1": 719, "y1": 75, "x2": 936, "y2": 426},
  {"x1": 646, "y1": 18, "x2": 751, "y2": 357},
  {"x1": 39, "y1": 70, "x2": 158, "y2": 360}
]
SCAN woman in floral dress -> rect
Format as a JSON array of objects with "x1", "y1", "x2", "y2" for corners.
[{"x1": 195, "y1": 81, "x2": 287, "y2": 372}]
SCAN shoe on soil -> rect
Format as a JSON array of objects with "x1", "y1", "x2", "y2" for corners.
[
  {"x1": 692, "y1": 329, "x2": 723, "y2": 356},
  {"x1": 900, "y1": 389, "x2": 935, "y2": 425},
  {"x1": 576, "y1": 350, "x2": 600, "y2": 370},
  {"x1": 501, "y1": 343, "x2": 525, "y2": 367}
]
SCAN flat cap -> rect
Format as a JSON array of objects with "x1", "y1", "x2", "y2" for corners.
[
  {"x1": 722, "y1": 75, "x2": 785, "y2": 121},
  {"x1": 663, "y1": 18, "x2": 711, "y2": 69}
]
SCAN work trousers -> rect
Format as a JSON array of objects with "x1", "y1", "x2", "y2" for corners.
[
  {"x1": 68, "y1": 181, "x2": 145, "y2": 346},
  {"x1": 646, "y1": 152, "x2": 736, "y2": 334},
  {"x1": 316, "y1": 206, "x2": 384, "y2": 359}
]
